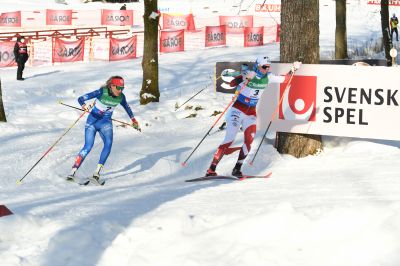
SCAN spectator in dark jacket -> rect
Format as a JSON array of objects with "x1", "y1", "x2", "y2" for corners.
[
  {"x1": 13, "y1": 36, "x2": 29, "y2": 81},
  {"x1": 120, "y1": 4, "x2": 127, "y2": 10}
]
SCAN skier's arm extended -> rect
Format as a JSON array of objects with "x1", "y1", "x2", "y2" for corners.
[
  {"x1": 120, "y1": 95, "x2": 141, "y2": 131},
  {"x1": 78, "y1": 88, "x2": 102, "y2": 111}
]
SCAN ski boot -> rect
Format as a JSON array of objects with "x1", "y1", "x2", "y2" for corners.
[
  {"x1": 205, "y1": 168, "x2": 218, "y2": 177},
  {"x1": 89, "y1": 164, "x2": 105, "y2": 185},
  {"x1": 66, "y1": 167, "x2": 78, "y2": 181},
  {"x1": 231, "y1": 168, "x2": 243, "y2": 178}
]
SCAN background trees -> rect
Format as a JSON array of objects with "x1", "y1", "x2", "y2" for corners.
[
  {"x1": 140, "y1": 0, "x2": 160, "y2": 104},
  {"x1": 335, "y1": 0, "x2": 348, "y2": 59},
  {"x1": 380, "y1": 0, "x2": 393, "y2": 66},
  {"x1": 276, "y1": 0, "x2": 322, "y2": 158}
]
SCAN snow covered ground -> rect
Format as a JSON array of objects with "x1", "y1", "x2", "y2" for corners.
[{"x1": 1, "y1": 0, "x2": 400, "y2": 266}]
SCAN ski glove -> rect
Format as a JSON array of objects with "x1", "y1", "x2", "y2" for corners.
[
  {"x1": 245, "y1": 70, "x2": 256, "y2": 80},
  {"x1": 290, "y1": 61, "x2": 302, "y2": 73},
  {"x1": 81, "y1": 104, "x2": 90, "y2": 112},
  {"x1": 131, "y1": 117, "x2": 141, "y2": 131},
  {"x1": 241, "y1": 64, "x2": 250, "y2": 76}
]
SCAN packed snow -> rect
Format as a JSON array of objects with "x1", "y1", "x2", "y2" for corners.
[{"x1": 1, "y1": 0, "x2": 400, "y2": 266}]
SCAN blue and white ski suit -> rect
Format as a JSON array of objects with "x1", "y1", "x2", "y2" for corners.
[{"x1": 73, "y1": 87, "x2": 135, "y2": 168}]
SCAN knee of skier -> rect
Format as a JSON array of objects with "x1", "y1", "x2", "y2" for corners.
[{"x1": 244, "y1": 125, "x2": 256, "y2": 146}]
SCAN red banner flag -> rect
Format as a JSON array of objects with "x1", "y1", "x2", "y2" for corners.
[
  {"x1": 244, "y1": 26, "x2": 264, "y2": 47},
  {"x1": 219, "y1": 15, "x2": 253, "y2": 34},
  {"x1": 0, "y1": 41, "x2": 17, "y2": 67},
  {"x1": 53, "y1": 38, "x2": 84, "y2": 63},
  {"x1": 101, "y1": 9, "x2": 134, "y2": 26},
  {"x1": 159, "y1": 30, "x2": 184, "y2": 53},
  {"x1": 205, "y1": 25, "x2": 226, "y2": 47},
  {"x1": 162, "y1": 13, "x2": 195, "y2": 31},
  {"x1": 109, "y1": 36, "x2": 137, "y2": 61},
  {"x1": 255, "y1": 4, "x2": 281, "y2": 12},
  {"x1": 0, "y1": 11, "x2": 21, "y2": 27},
  {"x1": 367, "y1": 0, "x2": 400, "y2": 5},
  {"x1": 46, "y1": 9, "x2": 72, "y2": 25}
]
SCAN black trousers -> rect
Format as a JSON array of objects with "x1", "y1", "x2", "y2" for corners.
[{"x1": 17, "y1": 60, "x2": 26, "y2": 80}]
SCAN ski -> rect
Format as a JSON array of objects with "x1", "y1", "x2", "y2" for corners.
[
  {"x1": 185, "y1": 175, "x2": 239, "y2": 182},
  {"x1": 66, "y1": 176, "x2": 90, "y2": 186},
  {"x1": 238, "y1": 172, "x2": 272, "y2": 181},
  {"x1": 185, "y1": 172, "x2": 271, "y2": 182}
]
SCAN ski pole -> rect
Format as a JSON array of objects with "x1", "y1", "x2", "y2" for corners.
[
  {"x1": 175, "y1": 83, "x2": 212, "y2": 111},
  {"x1": 181, "y1": 80, "x2": 248, "y2": 166},
  {"x1": 17, "y1": 110, "x2": 88, "y2": 185},
  {"x1": 249, "y1": 69, "x2": 296, "y2": 166},
  {"x1": 58, "y1": 101, "x2": 138, "y2": 130},
  {"x1": 175, "y1": 76, "x2": 222, "y2": 111}
]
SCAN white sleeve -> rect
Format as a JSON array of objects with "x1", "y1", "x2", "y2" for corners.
[{"x1": 267, "y1": 72, "x2": 286, "y2": 84}]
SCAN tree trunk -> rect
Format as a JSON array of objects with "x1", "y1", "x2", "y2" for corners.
[
  {"x1": 335, "y1": 0, "x2": 348, "y2": 59},
  {"x1": 0, "y1": 78, "x2": 7, "y2": 122},
  {"x1": 277, "y1": 0, "x2": 322, "y2": 158},
  {"x1": 140, "y1": 0, "x2": 160, "y2": 105},
  {"x1": 381, "y1": 0, "x2": 392, "y2": 66}
]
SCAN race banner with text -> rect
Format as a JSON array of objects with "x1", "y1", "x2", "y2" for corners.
[
  {"x1": 162, "y1": 13, "x2": 195, "y2": 31},
  {"x1": 255, "y1": 63, "x2": 400, "y2": 141},
  {"x1": 52, "y1": 38, "x2": 84, "y2": 63},
  {"x1": 205, "y1": 25, "x2": 226, "y2": 47},
  {"x1": 367, "y1": 0, "x2": 400, "y2": 5},
  {"x1": 101, "y1": 9, "x2": 133, "y2": 26},
  {"x1": 0, "y1": 11, "x2": 21, "y2": 27},
  {"x1": 255, "y1": 4, "x2": 281, "y2": 12},
  {"x1": 0, "y1": 41, "x2": 17, "y2": 67},
  {"x1": 46, "y1": 9, "x2": 72, "y2": 25},
  {"x1": 244, "y1": 26, "x2": 264, "y2": 47},
  {"x1": 109, "y1": 36, "x2": 137, "y2": 61},
  {"x1": 159, "y1": 30, "x2": 184, "y2": 53},
  {"x1": 219, "y1": 15, "x2": 253, "y2": 34}
]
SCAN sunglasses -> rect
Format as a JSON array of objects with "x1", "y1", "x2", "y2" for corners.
[
  {"x1": 113, "y1": 85, "x2": 124, "y2": 91},
  {"x1": 261, "y1": 65, "x2": 270, "y2": 70}
]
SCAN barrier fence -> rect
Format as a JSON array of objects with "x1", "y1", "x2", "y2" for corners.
[
  {"x1": 0, "y1": 11, "x2": 280, "y2": 68},
  {"x1": 0, "y1": 9, "x2": 279, "y2": 29}
]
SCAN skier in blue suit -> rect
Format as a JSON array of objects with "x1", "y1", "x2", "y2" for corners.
[{"x1": 67, "y1": 76, "x2": 140, "y2": 183}]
